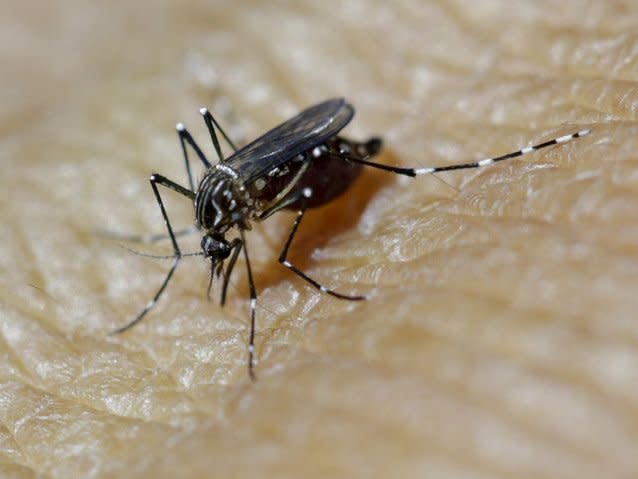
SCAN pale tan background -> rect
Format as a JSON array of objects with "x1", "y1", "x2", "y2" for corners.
[{"x1": 1, "y1": 1, "x2": 637, "y2": 478}]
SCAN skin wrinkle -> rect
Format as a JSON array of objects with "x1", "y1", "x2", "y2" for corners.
[
  {"x1": 258, "y1": 362, "x2": 603, "y2": 479},
  {"x1": 3, "y1": 306, "x2": 206, "y2": 424},
  {"x1": 284, "y1": 378, "x2": 512, "y2": 476},
  {"x1": 325, "y1": 279, "x2": 638, "y2": 398},
  {"x1": 311, "y1": 346, "x2": 638, "y2": 474},
  {"x1": 388, "y1": 355, "x2": 615, "y2": 464},
  {"x1": 313, "y1": 286, "x2": 617, "y2": 391},
  {"x1": 412, "y1": 213, "x2": 636, "y2": 262},
  {"x1": 0, "y1": 328, "x2": 44, "y2": 388}
]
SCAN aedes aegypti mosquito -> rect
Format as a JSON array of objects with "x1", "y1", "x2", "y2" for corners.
[{"x1": 112, "y1": 98, "x2": 590, "y2": 380}]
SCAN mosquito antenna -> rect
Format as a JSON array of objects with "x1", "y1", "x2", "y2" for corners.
[
  {"x1": 117, "y1": 243, "x2": 204, "y2": 260},
  {"x1": 96, "y1": 225, "x2": 199, "y2": 244}
]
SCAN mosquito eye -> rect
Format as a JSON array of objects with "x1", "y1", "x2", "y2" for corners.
[
  {"x1": 365, "y1": 137, "x2": 382, "y2": 156},
  {"x1": 201, "y1": 235, "x2": 218, "y2": 255},
  {"x1": 201, "y1": 235, "x2": 231, "y2": 260}
]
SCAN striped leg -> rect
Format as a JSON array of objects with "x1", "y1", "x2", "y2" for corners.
[
  {"x1": 111, "y1": 174, "x2": 195, "y2": 334},
  {"x1": 278, "y1": 188, "x2": 365, "y2": 301},
  {"x1": 176, "y1": 123, "x2": 211, "y2": 191},
  {"x1": 199, "y1": 107, "x2": 239, "y2": 155},
  {"x1": 336, "y1": 129, "x2": 590, "y2": 177},
  {"x1": 238, "y1": 229, "x2": 258, "y2": 381},
  {"x1": 176, "y1": 106, "x2": 238, "y2": 190}
]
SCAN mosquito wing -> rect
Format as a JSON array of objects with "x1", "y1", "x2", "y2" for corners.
[{"x1": 223, "y1": 98, "x2": 354, "y2": 184}]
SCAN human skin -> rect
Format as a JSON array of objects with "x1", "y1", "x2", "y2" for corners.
[{"x1": 1, "y1": 1, "x2": 637, "y2": 478}]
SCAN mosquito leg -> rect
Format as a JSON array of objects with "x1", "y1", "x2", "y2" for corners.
[
  {"x1": 278, "y1": 188, "x2": 365, "y2": 301},
  {"x1": 219, "y1": 238, "x2": 243, "y2": 306},
  {"x1": 238, "y1": 229, "x2": 258, "y2": 381},
  {"x1": 176, "y1": 123, "x2": 212, "y2": 191},
  {"x1": 111, "y1": 174, "x2": 195, "y2": 334},
  {"x1": 200, "y1": 108, "x2": 239, "y2": 155},
  {"x1": 336, "y1": 129, "x2": 591, "y2": 177}
]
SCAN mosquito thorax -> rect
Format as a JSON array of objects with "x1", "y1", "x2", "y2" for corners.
[{"x1": 194, "y1": 166, "x2": 254, "y2": 232}]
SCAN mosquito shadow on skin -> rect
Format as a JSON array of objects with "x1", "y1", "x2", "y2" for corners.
[{"x1": 251, "y1": 152, "x2": 399, "y2": 294}]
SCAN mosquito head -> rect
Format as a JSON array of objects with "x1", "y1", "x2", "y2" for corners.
[{"x1": 201, "y1": 233, "x2": 231, "y2": 262}]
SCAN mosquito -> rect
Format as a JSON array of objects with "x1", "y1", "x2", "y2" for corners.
[{"x1": 111, "y1": 98, "x2": 590, "y2": 380}]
